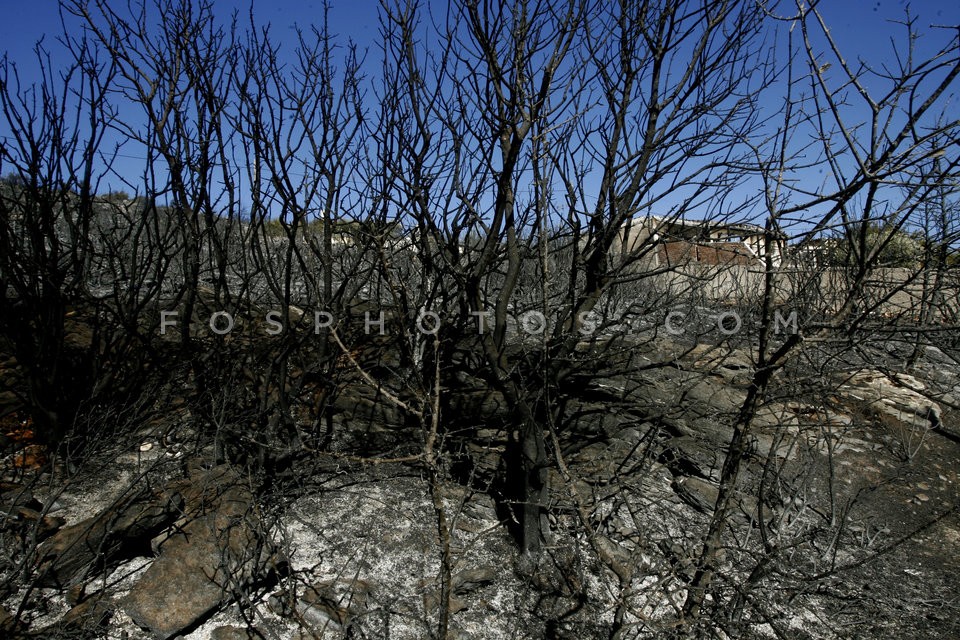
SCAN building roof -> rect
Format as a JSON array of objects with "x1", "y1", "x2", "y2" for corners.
[{"x1": 639, "y1": 215, "x2": 785, "y2": 240}]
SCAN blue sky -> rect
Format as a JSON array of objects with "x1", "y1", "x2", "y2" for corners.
[
  {"x1": 2, "y1": 1, "x2": 394, "y2": 71},
  {"x1": 3, "y1": 1, "x2": 953, "y2": 70},
  {"x1": 1, "y1": 1, "x2": 958, "y2": 232}
]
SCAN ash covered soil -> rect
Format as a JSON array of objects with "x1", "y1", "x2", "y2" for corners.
[{"x1": 1, "y1": 334, "x2": 958, "y2": 639}]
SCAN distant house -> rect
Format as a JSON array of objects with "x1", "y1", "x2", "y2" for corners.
[
  {"x1": 788, "y1": 237, "x2": 842, "y2": 269},
  {"x1": 615, "y1": 216, "x2": 785, "y2": 267}
]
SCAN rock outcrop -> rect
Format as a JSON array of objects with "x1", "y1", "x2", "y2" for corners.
[
  {"x1": 123, "y1": 465, "x2": 282, "y2": 639},
  {"x1": 35, "y1": 485, "x2": 183, "y2": 588}
]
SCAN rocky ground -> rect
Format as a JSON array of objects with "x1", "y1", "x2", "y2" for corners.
[{"x1": 1, "y1": 330, "x2": 958, "y2": 639}]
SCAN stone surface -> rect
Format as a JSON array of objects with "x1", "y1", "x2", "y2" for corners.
[
  {"x1": 210, "y1": 625, "x2": 261, "y2": 640},
  {"x1": 122, "y1": 471, "x2": 275, "y2": 640},
  {"x1": 124, "y1": 510, "x2": 261, "y2": 639},
  {"x1": 671, "y1": 475, "x2": 719, "y2": 514},
  {"x1": 35, "y1": 486, "x2": 184, "y2": 588},
  {"x1": 840, "y1": 369, "x2": 942, "y2": 433},
  {"x1": 452, "y1": 567, "x2": 496, "y2": 594}
]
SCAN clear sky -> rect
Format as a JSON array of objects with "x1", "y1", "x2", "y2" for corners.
[
  {"x1": 1, "y1": 1, "x2": 390, "y2": 72},
  {"x1": 1, "y1": 1, "x2": 958, "y2": 231},
  {"x1": 3, "y1": 1, "x2": 954, "y2": 70}
]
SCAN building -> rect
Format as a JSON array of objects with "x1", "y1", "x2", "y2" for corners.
[{"x1": 615, "y1": 216, "x2": 785, "y2": 267}]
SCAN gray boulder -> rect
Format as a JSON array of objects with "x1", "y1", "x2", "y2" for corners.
[
  {"x1": 123, "y1": 469, "x2": 280, "y2": 640},
  {"x1": 35, "y1": 486, "x2": 183, "y2": 588}
]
